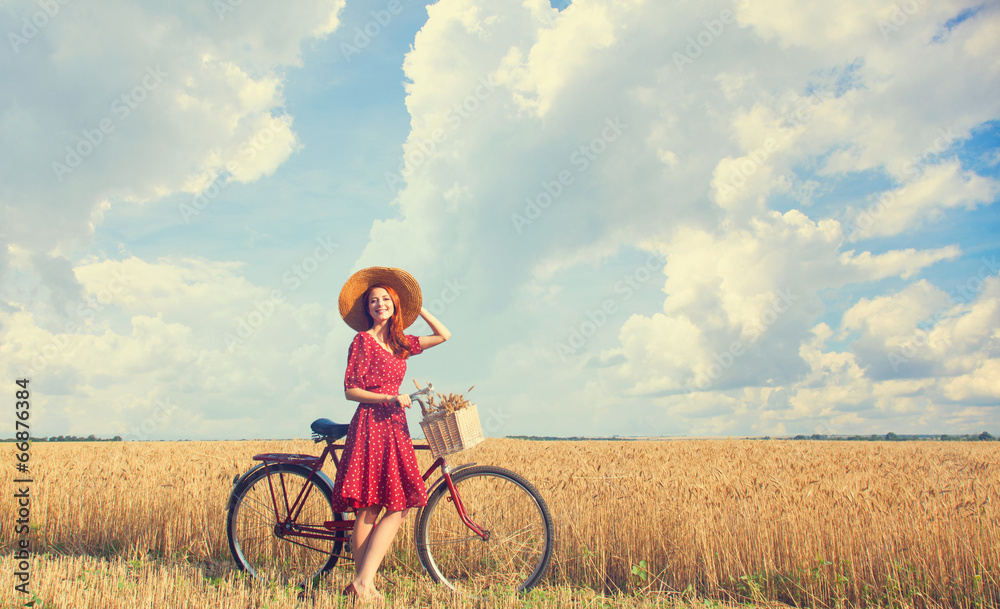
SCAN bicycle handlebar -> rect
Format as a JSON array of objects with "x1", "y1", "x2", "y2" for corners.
[
  {"x1": 408, "y1": 383, "x2": 433, "y2": 400},
  {"x1": 409, "y1": 383, "x2": 434, "y2": 416}
]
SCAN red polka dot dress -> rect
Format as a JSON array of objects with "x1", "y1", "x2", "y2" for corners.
[{"x1": 331, "y1": 332, "x2": 428, "y2": 512}]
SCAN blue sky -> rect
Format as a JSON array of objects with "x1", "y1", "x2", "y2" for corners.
[{"x1": 1, "y1": 0, "x2": 998, "y2": 440}]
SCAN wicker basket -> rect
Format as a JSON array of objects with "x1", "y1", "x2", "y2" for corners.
[{"x1": 419, "y1": 403, "x2": 485, "y2": 457}]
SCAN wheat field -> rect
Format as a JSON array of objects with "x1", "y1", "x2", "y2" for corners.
[{"x1": 1, "y1": 438, "x2": 997, "y2": 608}]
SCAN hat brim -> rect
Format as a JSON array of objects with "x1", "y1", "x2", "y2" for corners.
[{"x1": 338, "y1": 267, "x2": 422, "y2": 332}]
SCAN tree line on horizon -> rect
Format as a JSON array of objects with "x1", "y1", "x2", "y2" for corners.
[
  {"x1": 4, "y1": 434, "x2": 123, "y2": 442},
  {"x1": 4, "y1": 432, "x2": 997, "y2": 443},
  {"x1": 789, "y1": 431, "x2": 996, "y2": 442},
  {"x1": 507, "y1": 431, "x2": 998, "y2": 442}
]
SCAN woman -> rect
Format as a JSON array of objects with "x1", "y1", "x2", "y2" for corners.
[{"x1": 333, "y1": 266, "x2": 451, "y2": 600}]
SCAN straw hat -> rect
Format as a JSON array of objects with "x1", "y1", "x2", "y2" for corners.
[{"x1": 338, "y1": 266, "x2": 422, "y2": 332}]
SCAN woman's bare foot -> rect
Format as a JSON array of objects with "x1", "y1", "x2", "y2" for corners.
[{"x1": 350, "y1": 579, "x2": 381, "y2": 602}]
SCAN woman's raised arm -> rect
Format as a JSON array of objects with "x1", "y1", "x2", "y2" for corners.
[{"x1": 417, "y1": 306, "x2": 450, "y2": 350}]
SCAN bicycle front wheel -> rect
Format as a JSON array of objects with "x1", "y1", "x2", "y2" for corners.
[
  {"x1": 415, "y1": 465, "x2": 554, "y2": 594},
  {"x1": 227, "y1": 463, "x2": 345, "y2": 585}
]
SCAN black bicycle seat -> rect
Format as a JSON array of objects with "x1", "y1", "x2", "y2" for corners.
[{"x1": 310, "y1": 418, "x2": 350, "y2": 441}]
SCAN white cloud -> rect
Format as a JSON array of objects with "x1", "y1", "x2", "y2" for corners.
[
  {"x1": 846, "y1": 162, "x2": 998, "y2": 240},
  {"x1": 841, "y1": 280, "x2": 950, "y2": 341},
  {"x1": 0, "y1": 0, "x2": 343, "y2": 256},
  {"x1": 495, "y1": 0, "x2": 619, "y2": 117},
  {"x1": 607, "y1": 313, "x2": 708, "y2": 395},
  {"x1": 0, "y1": 1, "x2": 347, "y2": 440},
  {"x1": 942, "y1": 359, "x2": 1000, "y2": 402},
  {"x1": 346, "y1": 0, "x2": 1000, "y2": 437},
  {"x1": 841, "y1": 271, "x2": 1000, "y2": 380},
  {"x1": 2, "y1": 0, "x2": 997, "y2": 440},
  {"x1": 0, "y1": 256, "x2": 353, "y2": 440},
  {"x1": 786, "y1": 324, "x2": 873, "y2": 419},
  {"x1": 841, "y1": 246, "x2": 962, "y2": 280}
]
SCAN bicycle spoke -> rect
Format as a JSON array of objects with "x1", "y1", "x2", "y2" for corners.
[
  {"x1": 274, "y1": 535, "x2": 336, "y2": 555},
  {"x1": 419, "y1": 534, "x2": 485, "y2": 546},
  {"x1": 227, "y1": 464, "x2": 343, "y2": 585},
  {"x1": 238, "y1": 499, "x2": 279, "y2": 523},
  {"x1": 416, "y1": 466, "x2": 553, "y2": 594},
  {"x1": 491, "y1": 525, "x2": 543, "y2": 545},
  {"x1": 233, "y1": 532, "x2": 274, "y2": 544}
]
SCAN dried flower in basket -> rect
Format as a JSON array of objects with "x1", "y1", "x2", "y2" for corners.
[{"x1": 414, "y1": 380, "x2": 475, "y2": 415}]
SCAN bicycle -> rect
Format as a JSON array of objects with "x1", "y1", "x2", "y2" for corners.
[{"x1": 225, "y1": 385, "x2": 555, "y2": 595}]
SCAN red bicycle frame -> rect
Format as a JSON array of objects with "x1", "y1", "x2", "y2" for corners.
[{"x1": 250, "y1": 441, "x2": 488, "y2": 551}]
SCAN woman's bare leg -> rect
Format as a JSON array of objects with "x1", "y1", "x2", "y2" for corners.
[
  {"x1": 350, "y1": 506, "x2": 382, "y2": 593},
  {"x1": 351, "y1": 508, "x2": 409, "y2": 596}
]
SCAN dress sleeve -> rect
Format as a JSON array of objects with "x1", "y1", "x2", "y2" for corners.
[
  {"x1": 406, "y1": 334, "x2": 424, "y2": 356},
  {"x1": 344, "y1": 333, "x2": 370, "y2": 391}
]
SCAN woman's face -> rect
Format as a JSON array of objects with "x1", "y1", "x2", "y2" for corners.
[{"x1": 367, "y1": 287, "x2": 394, "y2": 325}]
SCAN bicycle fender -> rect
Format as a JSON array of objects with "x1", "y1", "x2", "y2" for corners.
[
  {"x1": 412, "y1": 461, "x2": 479, "y2": 537},
  {"x1": 309, "y1": 469, "x2": 336, "y2": 493},
  {"x1": 226, "y1": 463, "x2": 336, "y2": 513},
  {"x1": 227, "y1": 463, "x2": 268, "y2": 512},
  {"x1": 423, "y1": 462, "x2": 479, "y2": 499},
  {"x1": 412, "y1": 462, "x2": 485, "y2": 579},
  {"x1": 231, "y1": 462, "x2": 267, "y2": 489}
]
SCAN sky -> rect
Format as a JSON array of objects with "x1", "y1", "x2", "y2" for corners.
[{"x1": 1, "y1": 0, "x2": 998, "y2": 441}]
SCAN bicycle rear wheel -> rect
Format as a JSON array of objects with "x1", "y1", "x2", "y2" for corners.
[
  {"x1": 227, "y1": 463, "x2": 345, "y2": 585},
  {"x1": 415, "y1": 465, "x2": 554, "y2": 594}
]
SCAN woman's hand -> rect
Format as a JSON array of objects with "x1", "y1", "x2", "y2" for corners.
[
  {"x1": 418, "y1": 307, "x2": 451, "y2": 350},
  {"x1": 396, "y1": 393, "x2": 412, "y2": 408}
]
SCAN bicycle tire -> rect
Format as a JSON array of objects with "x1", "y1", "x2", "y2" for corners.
[
  {"x1": 414, "y1": 465, "x2": 554, "y2": 594},
  {"x1": 226, "y1": 463, "x2": 345, "y2": 585}
]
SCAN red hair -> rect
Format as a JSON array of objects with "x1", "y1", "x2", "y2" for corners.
[{"x1": 364, "y1": 284, "x2": 414, "y2": 360}]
